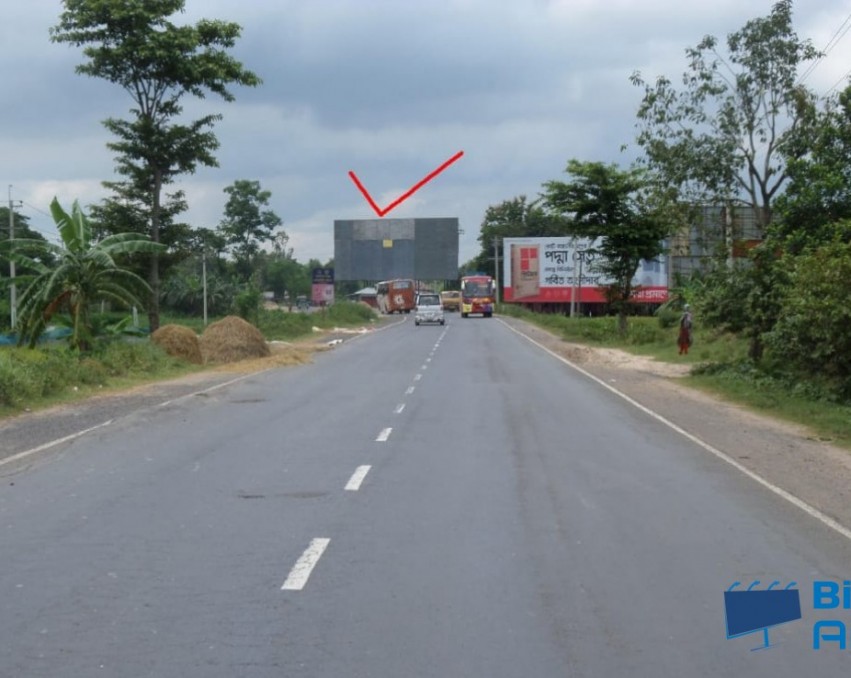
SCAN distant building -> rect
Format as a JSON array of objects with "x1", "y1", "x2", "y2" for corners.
[
  {"x1": 348, "y1": 286, "x2": 378, "y2": 308},
  {"x1": 669, "y1": 205, "x2": 766, "y2": 280}
]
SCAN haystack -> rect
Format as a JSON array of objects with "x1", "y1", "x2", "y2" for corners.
[
  {"x1": 151, "y1": 324, "x2": 203, "y2": 364},
  {"x1": 200, "y1": 315, "x2": 270, "y2": 363}
]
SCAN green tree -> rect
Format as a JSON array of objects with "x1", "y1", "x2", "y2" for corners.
[
  {"x1": 1, "y1": 198, "x2": 164, "y2": 350},
  {"x1": 543, "y1": 161, "x2": 671, "y2": 334},
  {"x1": 773, "y1": 86, "x2": 851, "y2": 252},
  {"x1": 695, "y1": 243, "x2": 790, "y2": 361},
  {"x1": 630, "y1": 0, "x2": 819, "y2": 232},
  {"x1": 217, "y1": 180, "x2": 283, "y2": 282},
  {"x1": 0, "y1": 208, "x2": 53, "y2": 279},
  {"x1": 767, "y1": 239, "x2": 851, "y2": 397},
  {"x1": 470, "y1": 196, "x2": 565, "y2": 277},
  {"x1": 255, "y1": 250, "x2": 310, "y2": 302},
  {"x1": 50, "y1": 0, "x2": 261, "y2": 332}
]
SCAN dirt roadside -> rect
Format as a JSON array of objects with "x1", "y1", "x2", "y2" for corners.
[{"x1": 498, "y1": 315, "x2": 851, "y2": 536}]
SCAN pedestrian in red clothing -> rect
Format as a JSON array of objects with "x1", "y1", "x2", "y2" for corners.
[{"x1": 678, "y1": 304, "x2": 693, "y2": 355}]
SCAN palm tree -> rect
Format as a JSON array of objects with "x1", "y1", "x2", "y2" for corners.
[{"x1": 2, "y1": 198, "x2": 165, "y2": 350}]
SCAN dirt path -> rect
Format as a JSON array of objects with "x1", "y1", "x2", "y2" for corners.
[{"x1": 498, "y1": 316, "x2": 851, "y2": 538}]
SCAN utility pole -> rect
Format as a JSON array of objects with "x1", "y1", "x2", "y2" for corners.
[
  {"x1": 202, "y1": 250, "x2": 208, "y2": 327},
  {"x1": 8, "y1": 186, "x2": 17, "y2": 329},
  {"x1": 492, "y1": 237, "x2": 500, "y2": 304}
]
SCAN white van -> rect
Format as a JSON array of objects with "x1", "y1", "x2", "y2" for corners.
[{"x1": 414, "y1": 293, "x2": 445, "y2": 326}]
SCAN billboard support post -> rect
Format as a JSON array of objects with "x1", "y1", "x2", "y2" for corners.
[
  {"x1": 570, "y1": 236, "x2": 577, "y2": 318},
  {"x1": 492, "y1": 237, "x2": 500, "y2": 304}
]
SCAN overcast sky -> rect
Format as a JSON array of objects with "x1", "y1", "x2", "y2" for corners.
[{"x1": 3, "y1": 0, "x2": 851, "y2": 265}]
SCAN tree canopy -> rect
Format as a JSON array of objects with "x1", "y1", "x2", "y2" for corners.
[
  {"x1": 218, "y1": 180, "x2": 284, "y2": 283},
  {"x1": 50, "y1": 0, "x2": 261, "y2": 332},
  {"x1": 463, "y1": 196, "x2": 565, "y2": 277},
  {"x1": 630, "y1": 0, "x2": 820, "y2": 230},
  {"x1": 543, "y1": 161, "x2": 671, "y2": 332}
]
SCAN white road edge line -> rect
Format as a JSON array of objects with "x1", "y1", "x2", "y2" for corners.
[
  {"x1": 281, "y1": 538, "x2": 330, "y2": 591},
  {"x1": 345, "y1": 465, "x2": 371, "y2": 491},
  {"x1": 376, "y1": 427, "x2": 392, "y2": 442},
  {"x1": 0, "y1": 420, "x2": 114, "y2": 469},
  {"x1": 2, "y1": 370, "x2": 274, "y2": 469},
  {"x1": 498, "y1": 317, "x2": 851, "y2": 544},
  {"x1": 395, "y1": 403, "x2": 405, "y2": 414}
]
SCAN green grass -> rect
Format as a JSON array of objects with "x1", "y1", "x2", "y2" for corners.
[
  {"x1": 0, "y1": 302, "x2": 378, "y2": 419},
  {"x1": 160, "y1": 301, "x2": 377, "y2": 341},
  {"x1": 498, "y1": 304, "x2": 851, "y2": 449},
  {"x1": 0, "y1": 341, "x2": 198, "y2": 417}
]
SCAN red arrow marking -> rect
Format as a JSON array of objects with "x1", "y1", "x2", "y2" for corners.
[{"x1": 348, "y1": 150, "x2": 464, "y2": 217}]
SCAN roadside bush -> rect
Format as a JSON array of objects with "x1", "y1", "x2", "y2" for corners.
[
  {"x1": 233, "y1": 286, "x2": 262, "y2": 324},
  {"x1": 77, "y1": 357, "x2": 109, "y2": 385},
  {"x1": 95, "y1": 340, "x2": 176, "y2": 377},
  {"x1": 256, "y1": 309, "x2": 314, "y2": 340},
  {"x1": 655, "y1": 305, "x2": 680, "y2": 329},
  {"x1": 0, "y1": 351, "x2": 39, "y2": 406},
  {"x1": 0, "y1": 347, "x2": 77, "y2": 406},
  {"x1": 766, "y1": 241, "x2": 851, "y2": 399},
  {"x1": 319, "y1": 301, "x2": 376, "y2": 324}
]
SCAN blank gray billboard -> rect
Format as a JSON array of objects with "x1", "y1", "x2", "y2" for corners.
[{"x1": 334, "y1": 218, "x2": 459, "y2": 281}]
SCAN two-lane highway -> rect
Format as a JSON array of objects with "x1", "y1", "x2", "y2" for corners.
[{"x1": 2, "y1": 316, "x2": 851, "y2": 676}]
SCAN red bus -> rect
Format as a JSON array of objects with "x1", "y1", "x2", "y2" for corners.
[
  {"x1": 461, "y1": 275, "x2": 496, "y2": 318},
  {"x1": 376, "y1": 279, "x2": 416, "y2": 314}
]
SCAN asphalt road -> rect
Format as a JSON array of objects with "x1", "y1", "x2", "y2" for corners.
[{"x1": 2, "y1": 315, "x2": 851, "y2": 677}]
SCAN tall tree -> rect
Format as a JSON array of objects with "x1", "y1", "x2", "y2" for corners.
[
  {"x1": 773, "y1": 85, "x2": 851, "y2": 252},
  {"x1": 543, "y1": 161, "x2": 671, "y2": 334},
  {"x1": 630, "y1": 0, "x2": 819, "y2": 232},
  {"x1": 1, "y1": 198, "x2": 164, "y2": 350},
  {"x1": 217, "y1": 180, "x2": 284, "y2": 282},
  {"x1": 50, "y1": 0, "x2": 261, "y2": 332},
  {"x1": 0, "y1": 208, "x2": 52, "y2": 279}
]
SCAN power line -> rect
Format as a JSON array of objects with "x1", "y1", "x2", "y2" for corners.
[
  {"x1": 19, "y1": 201, "x2": 63, "y2": 244},
  {"x1": 826, "y1": 66, "x2": 851, "y2": 96},
  {"x1": 799, "y1": 10, "x2": 851, "y2": 85}
]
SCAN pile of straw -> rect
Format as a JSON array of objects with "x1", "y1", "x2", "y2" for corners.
[
  {"x1": 200, "y1": 316, "x2": 270, "y2": 363},
  {"x1": 151, "y1": 324, "x2": 203, "y2": 364}
]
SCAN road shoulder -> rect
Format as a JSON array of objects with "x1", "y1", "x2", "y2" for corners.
[{"x1": 498, "y1": 315, "x2": 851, "y2": 537}]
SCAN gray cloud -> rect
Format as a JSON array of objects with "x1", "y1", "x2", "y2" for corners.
[{"x1": 4, "y1": 0, "x2": 851, "y2": 264}]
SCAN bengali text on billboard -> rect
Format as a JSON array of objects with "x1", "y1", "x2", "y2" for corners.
[{"x1": 502, "y1": 237, "x2": 668, "y2": 303}]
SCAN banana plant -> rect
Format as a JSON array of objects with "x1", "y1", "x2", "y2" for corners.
[{"x1": 0, "y1": 197, "x2": 165, "y2": 350}]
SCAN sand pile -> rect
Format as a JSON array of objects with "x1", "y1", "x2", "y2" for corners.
[
  {"x1": 200, "y1": 316, "x2": 270, "y2": 363},
  {"x1": 151, "y1": 324, "x2": 203, "y2": 364}
]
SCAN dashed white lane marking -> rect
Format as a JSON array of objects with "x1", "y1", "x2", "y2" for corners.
[
  {"x1": 414, "y1": 374, "x2": 422, "y2": 381},
  {"x1": 345, "y1": 465, "x2": 371, "y2": 491},
  {"x1": 426, "y1": 358, "x2": 432, "y2": 363},
  {"x1": 498, "y1": 318, "x2": 851, "y2": 545},
  {"x1": 395, "y1": 403, "x2": 405, "y2": 414},
  {"x1": 281, "y1": 538, "x2": 330, "y2": 591},
  {"x1": 0, "y1": 420, "x2": 114, "y2": 469},
  {"x1": 421, "y1": 364, "x2": 428, "y2": 370},
  {"x1": 406, "y1": 387, "x2": 415, "y2": 395},
  {"x1": 376, "y1": 428, "x2": 392, "y2": 442}
]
